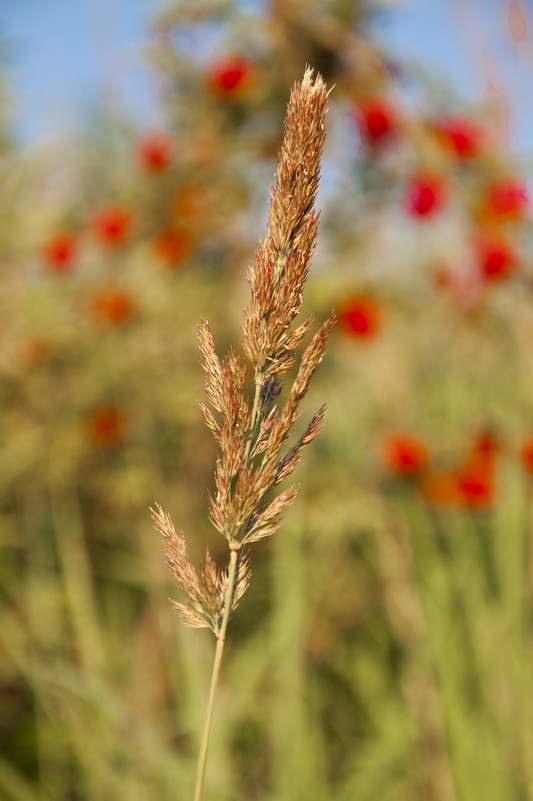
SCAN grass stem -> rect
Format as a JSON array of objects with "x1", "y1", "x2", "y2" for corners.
[{"x1": 193, "y1": 547, "x2": 239, "y2": 801}]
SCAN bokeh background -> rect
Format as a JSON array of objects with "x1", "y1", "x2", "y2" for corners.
[{"x1": 3, "y1": 1, "x2": 533, "y2": 799}]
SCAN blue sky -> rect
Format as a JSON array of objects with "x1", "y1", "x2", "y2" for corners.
[
  {"x1": 379, "y1": 0, "x2": 533, "y2": 153},
  {"x1": 3, "y1": 0, "x2": 533, "y2": 152},
  {"x1": 1, "y1": 0, "x2": 157, "y2": 140}
]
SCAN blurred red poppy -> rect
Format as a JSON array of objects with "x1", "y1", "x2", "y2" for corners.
[
  {"x1": 380, "y1": 432, "x2": 429, "y2": 477},
  {"x1": 437, "y1": 116, "x2": 485, "y2": 159},
  {"x1": 353, "y1": 97, "x2": 397, "y2": 147},
  {"x1": 153, "y1": 227, "x2": 193, "y2": 266},
  {"x1": 91, "y1": 289, "x2": 134, "y2": 325},
  {"x1": 138, "y1": 131, "x2": 173, "y2": 172},
  {"x1": 43, "y1": 232, "x2": 77, "y2": 273},
  {"x1": 91, "y1": 207, "x2": 133, "y2": 246},
  {"x1": 405, "y1": 172, "x2": 447, "y2": 217},
  {"x1": 455, "y1": 462, "x2": 495, "y2": 509},
  {"x1": 88, "y1": 407, "x2": 124, "y2": 446},
  {"x1": 337, "y1": 295, "x2": 380, "y2": 339},
  {"x1": 207, "y1": 54, "x2": 253, "y2": 95},
  {"x1": 476, "y1": 234, "x2": 517, "y2": 281},
  {"x1": 423, "y1": 431, "x2": 500, "y2": 507},
  {"x1": 484, "y1": 176, "x2": 529, "y2": 221}
]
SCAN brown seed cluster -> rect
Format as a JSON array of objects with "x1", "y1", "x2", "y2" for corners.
[
  {"x1": 152, "y1": 505, "x2": 250, "y2": 634},
  {"x1": 152, "y1": 68, "x2": 334, "y2": 635},
  {"x1": 242, "y1": 68, "x2": 330, "y2": 379}
]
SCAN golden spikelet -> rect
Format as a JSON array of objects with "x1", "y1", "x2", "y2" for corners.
[
  {"x1": 151, "y1": 504, "x2": 250, "y2": 634},
  {"x1": 154, "y1": 66, "x2": 334, "y2": 632}
]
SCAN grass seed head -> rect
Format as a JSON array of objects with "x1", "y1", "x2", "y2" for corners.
[{"x1": 156, "y1": 67, "x2": 334, "y2": 622}]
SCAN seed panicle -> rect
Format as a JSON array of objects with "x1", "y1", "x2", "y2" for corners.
[
  {"x1": 241, "y1": 68, "x2": 330, "y2": 380},
  {"x1": 154, "y1": 66, "x2": 333, "y2": 631}
]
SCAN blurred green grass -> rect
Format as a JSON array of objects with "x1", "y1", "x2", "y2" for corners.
[{"x1": 2, "y1": 260, "x2": 533, "y2": 799}]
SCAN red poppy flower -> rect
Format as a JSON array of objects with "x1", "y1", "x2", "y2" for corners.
[
  {"x1": 153, "y1": 227, "x2": 193, "y2": 266},
  {"x1": 484, "y1": 176, "x2": 529, "y2": 221},
  {"x1": 138, "y1": 131, "x2": 173, "y2": 172},
  {"x1": 91, "y1": 207, "x2": 133, "y2": 246},
  {"x1": 455, "y1": 462, "x2": 495, "y2": 509},
  {"x1": 405, "y1": 172, "x2": 447, "y2": 217},
  {"x1": 437, "y1": 116, "x2": 485, "y2": 159},
  {"x1": 91, "y1": 289, "x2": 134, "y2": 325},
  {"x1": 337, "y1": 295, "x2": 380, "y2": 339},
  {"x1": 520, "y1": 438, "x2": 533, "y2": 474},
  {"x1": 88, "y1": 407, "x2": 124, "y2": 446},
  {"x1": 353, "y1": 97, "x2": 397, "y2": 147},
  {"x1": 380, "y1": 433, "x2": 429, "y2": 477},
  {"x1": 423, "y1": 430, "x2": 501, "y2": 506},
  {"x1": 43, "y1": 232, "x2": 77, "y2": 273},
  {"x1": 207, "y1": 54, "x2": 253, "y2": 96},
  {"x1": 476, "y1": 234, "x2": 517, "y2": 281}
]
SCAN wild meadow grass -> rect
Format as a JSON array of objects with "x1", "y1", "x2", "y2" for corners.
[
  {"x1": 152, "y1": 69, "x2": 334, "y2": 801},
  {"x1": 3, "y1": 269, "x2": 533, "y2": 801}
]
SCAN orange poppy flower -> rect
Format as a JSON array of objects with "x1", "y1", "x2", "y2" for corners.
[
  {"x1": 337, "y1": 295, "x2": 380, "y2": 339},
  {"x1": 153, "y1": 227, "x2": 193, "y2": 266},
  {"x1": 437, "y1": 116, "x2": 485, "y2": 159},
  {"x1": 91, "y1": 207, "x2": 133, "y2": 246},
  {"x1": 353, "y1": 97, "x2": 397, "y2": 147},
  {"x1": 455, "y1": 462, "x2": 495, "y2": 509},
  {"x1": 206, "y1": 54, "x2": 253, "y2": 96},
  {"x1": 43, "y1": 232, "x2": 77, "y2": 273},
  {"x1": 91, "y1": 289, "x2": 134, "y2": 325},
  {"x1": 476, "y1": 233, "x2": 518, "y2": 281},
  {"x1": 138, "y1": 131, "x2": 173, "y2": 172},
  {"x1": 88, "y1": 407, "x2": 124, "y2": 446},
  {"x1": 483, "y1": 176, "x2": 529, "y2": 221},
  {"x1": 380, "y1": 432, "x2": 429, "y2": 477},
  {"x1": 405, "y1": 172, "x2": 447, "y2": 217}
]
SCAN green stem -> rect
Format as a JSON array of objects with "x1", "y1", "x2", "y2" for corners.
[
  {"x1": 400, "y1": 489, "x2": 464, "y2": 801},
  {"x1": 423, "y1": 499, "x2": 482, "y2": 708},
  {"x1": 471, "y1": 512, "x2": 499, "y2": 600},
  {"x1": 193, "y1": 548, "x2": 239, "y2": 801}
]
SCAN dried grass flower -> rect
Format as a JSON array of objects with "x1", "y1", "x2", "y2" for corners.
[{"x1": 151, "y1": 67, "x2": 334, "y2": 801}]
